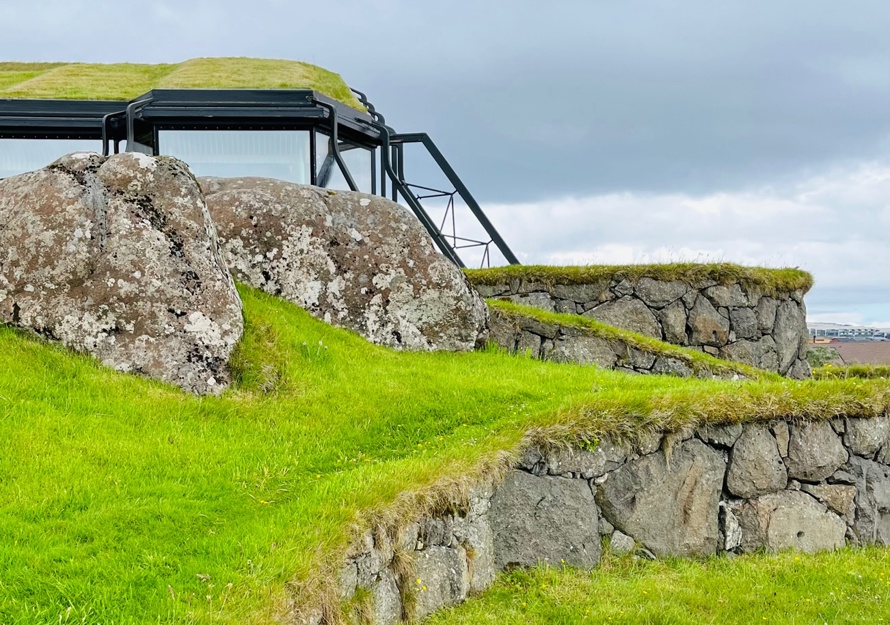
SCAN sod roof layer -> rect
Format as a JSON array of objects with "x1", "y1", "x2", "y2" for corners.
[{"x1": 0, "y1": 57, "x2": 363, "y2": 109}]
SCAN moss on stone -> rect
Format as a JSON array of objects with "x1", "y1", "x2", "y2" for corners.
[{"x1": 466, "y1": 263, "x2": 813, "y2": 296}]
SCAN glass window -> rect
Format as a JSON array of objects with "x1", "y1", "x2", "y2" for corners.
[
  {"x1": 315, "y1": 132, "x2": 373, "y2": 194},
  {"x1": 0, "y1": 139, "x2": 102, "y2": 179},
  {"x1": 159, "y1": 130, "x2": 311, "y2": 184}
]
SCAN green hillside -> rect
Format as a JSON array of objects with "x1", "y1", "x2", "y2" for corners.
[
  {"x1": 0, "y1": 58, "x2": 363, "y2": 108},
  {"x1": 1, "y1": 284, "x2": 888, "y2": 623}
]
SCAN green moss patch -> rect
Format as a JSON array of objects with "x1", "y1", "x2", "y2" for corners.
[
  {"x1": 0, "y1": 58, "x2": 363, "y2": 109},
  {"x1": 466, "y1": 263, "x2": 813, "y2": 296}
]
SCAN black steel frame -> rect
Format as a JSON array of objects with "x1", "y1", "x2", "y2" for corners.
[{"x1": 0, "y1": 88, "x2": 519, "y2": 267}]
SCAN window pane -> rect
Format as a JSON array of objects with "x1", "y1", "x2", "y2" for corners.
[
  {"x1": 159, "y1": 130, "x2": 311, "y2": 184},
  {"x1": 315, "y1": 133, "x2": 373, "y2": 194},
  {"x1": 0, "y1": 139, "x2": 101, "y2": 179}
]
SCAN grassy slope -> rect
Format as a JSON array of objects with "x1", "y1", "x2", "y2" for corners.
[
  {"x1": 0, "y1": 58, "x2": 362, "y2": 108},
  {"x1": 814, "y1": 364, "x2": 890, "y2": 380},
  {"x1": 488, "y1": 299, "x2": 768, "y2": 380},
  {"x1": 466, "y1": 263, "x2": 814, "y2": 295},
  {"x1": 425, "y1": 549, "x2": 890, "y2": 625},
  {"x1": 1, "y1": 285, "x2": 889, "y2": 623}
]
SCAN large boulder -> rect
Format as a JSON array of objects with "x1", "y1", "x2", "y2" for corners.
[
  {"x1": 733, "y1": 491, "x2": 846, "y2": 554},
  {"x1": 0, "y1": 153, "x2": 243, "y2": 395},
  {"x1": 200, "y1": 177, "x2": 488, "y2": 351}
]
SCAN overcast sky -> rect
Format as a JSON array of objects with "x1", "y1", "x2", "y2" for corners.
[{"x1": 2, "y1": 1, "x2": 889, "y2": 324}]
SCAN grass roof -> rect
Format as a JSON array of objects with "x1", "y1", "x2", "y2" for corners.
[
  {"x1": 466, "y1": 263, "x2": 814, "y2": 296},
  {"x1": 0, "y1": 57, "x2": 363, "y2": 109}
]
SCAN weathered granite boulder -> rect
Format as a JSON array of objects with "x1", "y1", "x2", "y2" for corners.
[
  {"x1": 489, "y1": 471, "x2": 601, "y2": 569},
  {"x1": 596, "y1": 438, "x2": 725, "y2": 557},
  {"x1": 726, "y1": 425, "x2": 787, "y2": 498},
  {"x1": 201, "y1": 177, "x2": 488, "y2": 351},
  {"x1": 785, "y1": 422, "x2": 848, "y2": 482},
  {"x1": 733, "y1": 491, "x2": 846, "y2": 553},
  {"x1": 0, "y1": 153, "x2": 243, "y2": 394}
]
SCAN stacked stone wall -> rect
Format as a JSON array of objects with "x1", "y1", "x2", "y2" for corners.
[
  {"x1": 473, "y1": 277, "x2": 811, "y2": 378},
  {"x1": 329, "y1": 416, "x2": 890, "y2": 624},
  {"x1": 488, "y1": 306, "x2": 749, "y2": 380}
]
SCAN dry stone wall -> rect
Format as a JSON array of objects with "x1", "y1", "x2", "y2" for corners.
[
  {"x1": 488, "y1": 305, "x2": 750, "y2": 380},
  {"x1": 328, "y1": 416, "x2": 890, "y2": 624},
  {"x1": 473, "y1": 276, "x2": 811, "y2": 378}
]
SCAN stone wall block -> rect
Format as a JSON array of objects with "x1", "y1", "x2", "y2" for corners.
[
  {"x1": 583, "y1": 296, "x2": 661, "y2": 339},
  {"x1": 755, "y1": 297, "x2": 779, "y2": 334},
  {"x1": 487, "y1": 310, "x2": 519, "y2": 352},
  {"x1": 651, "y1": 357, "x2": 693, "y2": 377},
  {"x1": 729, "y1": 307, "x2": 758, "y2": 339},
  {"x1": 635, "y1": 278, "x2": 688, "y2": 308},
  {"x1": 786, "y1": 422, "x2": 848, "y2": 482},
  {"x1": 735, "y1": 491, "x2": 846, "y2": 554},
  {"x1": 726, "y1": 425, "x2": 788, "y2": 498},
  {"x1": 545, "y1": 438, "x2": 629, "y2": 479},
  {"x1": 688, "y1": 295, "x2": 730, "y2": 347},
  {"x1": 506, "y1": 292, "x2": 555, "y2": 312},
  {"x1": 697, "y1": 423, "x2": 743, "y2": 448},
  {"x1": 773, "y1": 300, "x2": 807, "y2": 374},
  {"x1": 516, "y1": 331, "x2": 542, "y2": 358},
  {"x1": 801, "y1": 483, "x2": 857, "y2": 524},
  {"x1": 847, "y1": 456, "x2": 890, "y2": 545},
  {"x1": 596, "y1": 439, "x2": 725, "y2": 557},
  {"x1": 371, "y1": 569, "x2": 402, "y2": 625},
  {"x1": 704, "y1": 284, "x2": 748, "y2": 307},
  {"x1": 412, "y1": 545, "x2": 471, "y2": 621},
  {"x1": 656, "y1": 300, "x2": 689, "y2": 345},
  {"x1": 844, "y1": 418, "x2": 890, "y2": 458},
  {"x1": 549, "y1": 336, "x2": 617, "y2": 368},
  {"x1": 490, "y1": 471, "x2": 601, "y2": 569},
  {"x1": 550, "y1": 281, "x2": 609, "y2": 304}
]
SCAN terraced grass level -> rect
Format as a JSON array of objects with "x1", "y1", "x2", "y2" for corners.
[{"x1": 1, "y1": 284, "x2": 889, "y2": 623}]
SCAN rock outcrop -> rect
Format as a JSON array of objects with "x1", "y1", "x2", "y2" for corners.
[
  {"x1": 200, "y1": 177, "x2": 488, "y2": 351},
  {"x1": 0, "y1": 153, "x2": 243, "y2": 394}
]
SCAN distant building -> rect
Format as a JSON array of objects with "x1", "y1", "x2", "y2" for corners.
[{"x1": 808, "y1": 322, "x2": 882, "y2": 340}]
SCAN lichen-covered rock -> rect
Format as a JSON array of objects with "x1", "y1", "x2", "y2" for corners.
[
  {"x1": 734, "y1": 491, "x2": 846, "y2": 554},
  {"x1": 201, "y1": 177, "x2": 487, "y2": 351},
  {"x1": 726, "y1": 425, "x2": 787, "y2": 498},
  {"x1": 489, "y1": 471, "x2": 601, "y2": 569},
  {"x1": 786, "y1": 422, "x2": 848, "y2": 482},
  {"x1": 596, "y1": 438, "x2": 725, "y2": 557},
  {"x1": 0, "y1": 152, "x2": 243, "y2": 394}
]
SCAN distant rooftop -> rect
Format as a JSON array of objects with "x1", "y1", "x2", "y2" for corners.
[{"x1": 0, "y1": 58, "x2": 363, "y2": 109}]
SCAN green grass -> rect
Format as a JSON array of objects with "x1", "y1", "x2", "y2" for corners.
[
  {"x1": 466, "y1": 263, "x2": 814, "y2": 296},
  {"x1": 0, "y1": 58, "x2": 363, "y2": 108},
  {"x1": 488, "y1": 299, "x2": 769, "y2": 380},
  {"x1": 1, "y1": 284, "x2": 889, "y2": 623},
  {"x1": 814, "y1": 364, "x2": 890, "y2": 380},
  {"x1": 425, "y1": 548, "x2": 890, "y2": 625}
]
